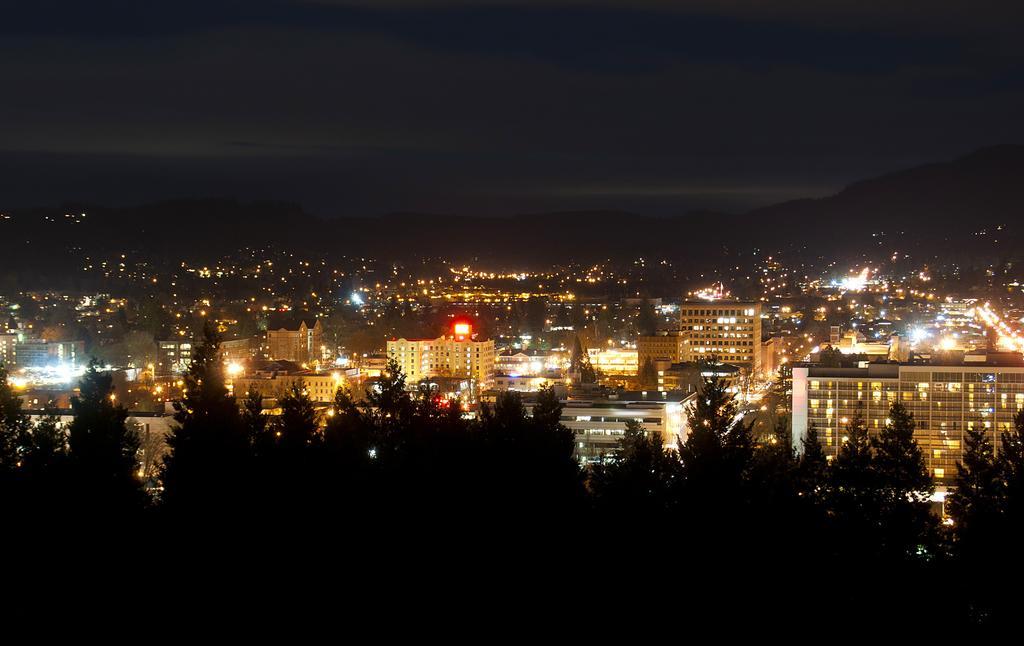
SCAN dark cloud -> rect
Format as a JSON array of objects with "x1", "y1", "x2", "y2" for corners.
[{"x1": 0, "y1": 0, "x2": 1021, "y2": 215}]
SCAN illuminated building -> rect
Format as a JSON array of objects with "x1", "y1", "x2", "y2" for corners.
[
  {"x1": 233, "y1": 362, "x2": 345, "y2": 404},
  {"x1": 792, "y1": 352, "x2": 1024, "y2": 488},
  {"x1": 638, "y1": 330, "x2": 687, "y2": 368},
  {"x1": 587, "y1": 347, "x2": 638, "y2": 376},
  {"x1": 14, "y1": 339, "x2": 85, "y2": 369},
  {"x1": 531, "y1": 391, "x2": 694, "y2": 463},
  {"x1": 0, "y1": 333, "x2": 17, "y2": 367},
  {"x1": 496, "y1": 351, "x2": 561, "y2": 377},
  {"x1": 158, "y1": 340, "x2": 193, "y2": 375},
  {"x1": 678, "y1": 301, "x2": 762, "y2": 374},
  {"x1": 220, "y1": 337, "x2": 258, "y2": 364},
  {"x1": 387, "y1": 322, "x2": 495, "y2": 386},
  {"x1": 493, "y1": 374, "x2": 563, "y2": 392},
  {"x1": 266, "y1": 318, "x2": 323, "y2": 365}
]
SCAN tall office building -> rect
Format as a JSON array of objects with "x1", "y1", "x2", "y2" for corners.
[
  {"x1": 678, "y1": 301, "x2": 762, "y2": 374},
  {"x1": 388, "y1": 321, "x2": 495, "y2": 386},
  {"x1": 792, "y1": 352, "x2": 1024, "y2": 487}
]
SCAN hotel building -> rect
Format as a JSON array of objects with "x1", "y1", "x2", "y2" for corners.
[
  {"x1": 388, "y1": 322, "x2": 495, "y2": 387},
  {"x1": 792, "y1": 353, "x2": 1024, "y2": 487}
]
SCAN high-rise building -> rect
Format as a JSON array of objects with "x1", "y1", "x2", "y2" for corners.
[
  {"x1": 678, "y1": 301, "x2": 762, "y2": 374},
  {"x1": 791, "y1": 352, "x2": 1024, "y2": 488},
  {"x1": 266, "y1": 318, "x2": 323, "y2": 365},
  {"x1": 388, "y1": 321, "x2": 495, "y2": 387}
]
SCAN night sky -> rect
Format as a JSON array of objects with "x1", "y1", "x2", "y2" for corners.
[{"x1": 2, "y1": 1, "x2": 1022, "y2": 216}]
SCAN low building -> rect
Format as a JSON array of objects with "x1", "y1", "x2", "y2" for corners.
[
  {"x1": 528, "y1": 391, "x2": 694, "y2": 464},
  {"x1": 221, "y1": 337, "x2": 258, "y2": 364},
  {"x1": 15, "y1": 339, "x2": 85, "y2": 369},
  {"x1": 587, "y1": 347, "x2": 638, "y2": 376},
  {"x1": 232, "y1": 361, "x2": 345, "y2": 403},
  {"x1": 492, "y1": 373, "x2": 563, "y2": 392}
]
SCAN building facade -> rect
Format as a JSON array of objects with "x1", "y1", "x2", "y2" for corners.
[
  {"x1": 14, "y1": 339, "x2": 85, "y2": 369},
  {"x1": 792, "y1": 356, "x2": 1024, "y2": 487},
  {"x1": 266, "y1": 319, "x2": 323, "y2": 365},
  {"x1": 533, "y1": 392, "x2": 693, "y2": 464},
  {"x1": 387, "y1": 322, "x2": 495, "y2": 387},
  {"x1": 0, "y1": 333, "x2": 17, "y2": 368},
  {"x1": 638, "y1": 331, "x2": 687, "y2": 369},
  {"x1": 158, "y1": 340, "x2": 193, "y2": 375},
  {"x1": 678, "y1": 301, "x2": 762, "y2": 374}
]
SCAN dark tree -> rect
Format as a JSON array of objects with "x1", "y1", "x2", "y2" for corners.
[
  {"x1": 271, "y1": 382, "x2": 321, "y2": 453},
  {"x1": 161, "y1": 324, "x2": 248, "y2": 514},
  {"x1": 948, "y1": 427, "x2": 1003, "y2": 544},
  {"x1": 67, "y1": 362, "x2": 147, "y2": 516},
  {"x1": 570, "y1": 335, "x2": 596, "y2": 384},
  {"x1": 872, "y1": 401, "x2": 936, "y2": 560},
  {"x1": 638, "y1": 358, "x2": 659, "y2": 391},
  {"x1": 999, "y1": 409, "x2": 1024, "y2": 523},
  {"x1": 589, "y1": 418, "x2": 681, "y2": 518},
  {"x1": 637, "y1": 300, "x2": 659, "y2": 336},
  {"x1": 0, "y1": 363, "x2": 30, "y2": 477}
]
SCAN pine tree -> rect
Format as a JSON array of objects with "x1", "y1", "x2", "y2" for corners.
[
  {"x1": 240, "y1": 387, "x2": 268, "y2": 448},
  {"x1": 999, "y1": 409, "x2": 1024, "y2": 523},
  {"x1": 590, "y1": 418, "x2": 681, "y2": 517},
  {"x1": 680, "y1": 374, "x2": 754, "y2": 507},
  {"x1": 67, "y1": 362, "x2": 146, "y2": 516},
  {"x1": 0, "y1": 363, "x2": 30, "y2": 475},
  {"x1": 22, "y1": 406, "x2": 67, "y2": 476},
  {"x1": 271, "y1": 382, "x2": 321, "y2": 452},
  {"x1": 160, "y1": 323, "x2": 248, "y2": 514},
  {"x1": 948, "y1": 427, "x2": 1002, "y2": 548},
  {"x1": 570, "y1": 336, "x2": 596, "y2": 384},
  {"x1": 871, "y1": 401, "x2": 936, "y2": 560},
  {"x1": 638, "y1": 358, "x2": 659, "y2": 391},
  {"x1": 797, "y1": 424, "x2": 828, "y2": 497},
  {"x1": 827, "y1": 414, "x2": 879, "y2": 553}
]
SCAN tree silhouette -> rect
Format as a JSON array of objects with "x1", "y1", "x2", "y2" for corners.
[
  {"x1": 590, "y1": 418, "x2": 681, "y2": 519},
  {"x1": 638, "y1": 357, "x2": 659, "y2": 391},
  {"x1": 67, "y1": 361, "x2": 146, "y2": 516},
  {"x1": 161, "y1": 323, "x2": 248, "y2": 515},
  {"x1": 0, "y1": 363, "x2": 30, "y2": 476},
  {"x1": 872, "y1": 401, "x2": 936, "y2": 560}
]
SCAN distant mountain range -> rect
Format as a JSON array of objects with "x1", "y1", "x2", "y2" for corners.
[{"x1": 2, "y1": 145, "x2": 1022, "y2": 274}]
